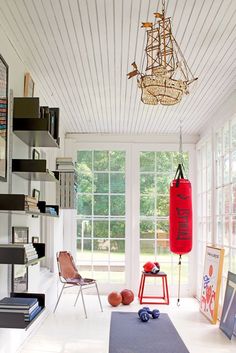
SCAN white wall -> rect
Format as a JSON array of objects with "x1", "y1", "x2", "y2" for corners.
[{"x1": 0, "y1": 24, "x2": 67, "y2": 353}]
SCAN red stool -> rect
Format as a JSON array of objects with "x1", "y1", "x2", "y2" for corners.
[{"x1": 138, "y1": 271, "x2": 169, "y2": 305}]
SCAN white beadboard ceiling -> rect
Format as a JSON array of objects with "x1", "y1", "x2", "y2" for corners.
[{"x1": 0, "y1": 0, "x2": 236, "y2": 135}]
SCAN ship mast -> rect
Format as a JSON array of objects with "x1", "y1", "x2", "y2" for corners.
[{"x1": 162, "y1": 0, "x2": 166, "y2": 68}]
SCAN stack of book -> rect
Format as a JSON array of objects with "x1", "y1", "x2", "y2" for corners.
[
  {"x1": 0, "y1": 296, "x2": 42, "y2": 322},
  {"x1": 56, "y1": 157, "x2": 74, "y2": 171},
  {"x1": 24, "y1": 243, "x2": 38, "y2": 262},
  {"x1": 25, "y1": 196, "x2": 39, "y2": 212},
  {"x1": 0, "y1": 243, "x2": 39, "y2": 262},
  {"x1": 40, "y1": 106, "x2": 59, "y2": 139}
]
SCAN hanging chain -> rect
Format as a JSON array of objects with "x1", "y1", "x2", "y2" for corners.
[
  {"x1": 179, "y1": 119, "x2": 184, "y2": 166},
  {"x1": 177, "y1": 255, "x2": 182, "y2": 306}
]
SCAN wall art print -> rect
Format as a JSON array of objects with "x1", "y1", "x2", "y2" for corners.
[
  {"x1": 220, "y1": 271, "x2": 236, "y2": 339},
  {"x1": 0, "y1": 54, "x2": 8, "y2": 181},
  {"x1": 200, "y1": 245, "x2": 224, "y2": 324}
]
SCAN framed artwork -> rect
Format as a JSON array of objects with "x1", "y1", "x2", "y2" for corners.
[
  {"x1": 12, "y1": 226, "x2": 29, "y2": 243},
  {"x1": 33, "y1": 188, "x2": 40, "y2": 202},
  {"x1": 0, "y1": 54, "x2": 8, "y2": 182},
  {"x1": 24, "y1": 72, "x2": 34, "y2": 97},
  {"x1": 220, "y1": 271, "x2": 236, "y2": 339},
  {"x1": 12, "y1": 265, "x2": 28, "y2": 293},
  {"x1": 32, "y1": 148, "x2": 40, "y2": 160},
  {"x1": 32, "y1": 236, "x2": 39, "y2": 243},
  {"x1": 200, "y1": 245, "x2": 224, "y2": 324}
]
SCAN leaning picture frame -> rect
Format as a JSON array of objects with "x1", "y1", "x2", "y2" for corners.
[
  {"x1": 33, "y1": 188, "x2": 40, "y2": 202},
  {"x1": 12, "y1": 265, "x2": 28, "y2": 293},
  {"x1": 12, "y1": 226, "x2": 29, "y2": 243},
  {"x1": 220, "y1": 271, "x2": 236, "y2": 339},
  {"x1": 24, "y1": 72, "x2": 34, "y2": 97},
  {"x1": 0, "y1": 54, "x2": 8, "y2": 182},
  {"x1": 12, "y1": 226, "x2": 29, "y2": 293},
  {"x1": 200, "y1": 245, "x2": 224, "y2": 324}
]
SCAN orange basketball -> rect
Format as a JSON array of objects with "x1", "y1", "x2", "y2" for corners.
[
  {"x1": 108, "y1": 291, "x2": 122, "y2": 307},
  {"x1": 120, "y1": 289, "x2": 134, "y2": 305}
]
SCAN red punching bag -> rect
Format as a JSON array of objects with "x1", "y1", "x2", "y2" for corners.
[
  {"x1": 169, "y1": 163, "x2": 192, "y2": 305},
  {"x1": 169, "y1": 164, "x2": 192, "y2": 255}
]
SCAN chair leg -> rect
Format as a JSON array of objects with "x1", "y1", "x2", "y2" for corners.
[
  {"x1": 74, "y1": 286, "x2": 81, "y2": 307},
  {"x1": 95, "y1": 282, "x2": 103, "y2": 312},
  {"x1": 53, "y1": 283, "x2": 65, "y2": 313},
  {"x1": 80, "y1": 287, "x2": 88, "y2": 319}
]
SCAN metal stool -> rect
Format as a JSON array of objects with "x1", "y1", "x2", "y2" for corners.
[{"x1": 138, "y1": 271, "x2": 169, "y2": 305}]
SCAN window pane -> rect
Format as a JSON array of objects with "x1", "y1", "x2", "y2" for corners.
[
  {"x1": 77, "y1": 219, "x2": 92, "y2": 238},
  {"x1": 110, "y1": 195, "x2": 125, "y2": 216},
  {"x1": 231, "y1": 151, "x2": 236, "y2": 183},
  {"x1": 94, "y1": 195, "x2": 109, "y2": 215},
  {"x1": 232, "y1": 184, "x2": 236, "y2": 214},
  {"x1": 223, "y1": 186, "x2": 230, "y2": 214},
  {"x1": 78, "y1": 173, "x2": 92, "y2": 193},
  {"x1": 94, "y1": 151, "x2": 109, "y2": 171},
  {"x1": 77, "y1": 239, "x2": 92, "y2": 254},
  {"x1": 157, "y1": 220, "x2": 169, "y2": 239},
  {"x1": 140, "y1": 152, "x2": 155, "y2": 172},
  {"x1": 223, "y1": 154, "x2": 230, "y2": 184},
  {"x1": 140, "y1": 220, "x2": 155, "y2": 239},
  {"x1": 110, "y1": 151, "x2": 125, "y2": 171},
  {"x1": 156, "y1": 195, "x2": 169, "y2": 216},
  {"x1": 156, "y1": 152, "x2": 172, "y2": 172},
  {"x1": 77, "y1": 195, "x2": 92, "y2": 215},
  {"x1": 110, "y1": 173, "x2": 125, "y2": 193},
  {"x1": 77, "y1": 151, "x2": 92, "y2": 169},
  {"x1": 156, "y1": 174, "x2": 171, "y2": 194},
  {"x1": 110, "y1": 240, "x2": 125, "y2": 254},
  {"x1": 94, "y1": 220, "x2": 109, "y2": 238},
  {"x1": 223, "y1": 123, "x2": 230, "y2": 153},
  {"x1": 173, "y1": 152, "x2": 189, "y2": 175},
  {"x1": 231, "y1": 121, "x2": 236, "y2": 149},
  {"x1": 232, "y1": 216, "x2": 236, "y2": 247},
  {"x1": 140, "y1": 196, "x2": 155, "y2": 216},
  {"x1": 94, "y1": 173, "x2": 109, "y2": 193},
  {"x1": 140, "y1": 174, "x2": 155, "y2": 194},
  {"x1": 231, "y1": 249, "x2": 236, "y2": 273},
  {"x1": 140, "y1": 240, "x2": 155, "y2": 256},
  {"x1": 110, "y1": 221, "x2": 125, "y2": 238}
]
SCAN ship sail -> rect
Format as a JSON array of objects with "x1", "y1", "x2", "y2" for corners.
[{"x1": 127, "y1": 1, "x2": 197, "y2": 106}]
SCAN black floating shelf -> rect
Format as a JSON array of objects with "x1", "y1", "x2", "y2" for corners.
[
  {"x1": 12, "y1": 159, "x2": 59, "y2": 182},
  {"x1": 37, "y1": 201, "x2": 59, "y2": 217},
  {"x1": 13, "y1": 118, "x2": 60, "y2": 147},
  {"x1": 0, "y1": 292, "x2": 45, "y2": 329},
  {"x1": 0, "y1": 243, "x2": 45, "y2": 265},
  {"x1": 0, "y1": 194, "x2": 59, "y2": 217}
]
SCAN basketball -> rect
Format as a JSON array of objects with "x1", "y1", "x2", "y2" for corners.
[
  {"x1": 120, "y1": 289, "x2": 134, "y2": 305},
  {"x1": 108, "y1": 291, "x2": 122, "y2": 307}
]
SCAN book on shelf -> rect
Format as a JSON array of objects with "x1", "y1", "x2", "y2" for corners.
[
  {"x1": 0, "y1": 301, "x2": 38, "y2": 314},
  {"x1": 25, "y1": 305, "x2": 42, "y2": 322},
  {"x1": 0, "y1": 243, "x2": 32, "y2": 248},
  {"x1": 0, "y1": 296, "x2": 38, "y2": 309}
]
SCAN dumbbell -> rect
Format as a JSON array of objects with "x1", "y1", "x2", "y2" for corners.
[
  {"x1": 138, "y1": 308, "x2": 150, "y2": 322},
  {"x1": 138, "y1": 307, "x2": 160, "y2": 322},
  {"x1": 143, "y1": 307, "x2": 160, "y2": 319}
]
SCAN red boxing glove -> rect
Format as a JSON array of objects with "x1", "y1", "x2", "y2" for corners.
[{"x1": 143, "y1": 261, "x2": 160, "y2": 274}]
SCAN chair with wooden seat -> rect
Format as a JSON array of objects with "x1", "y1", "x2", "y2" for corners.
[{"x1": 53, "y1": 251, "x2": 103, "y2": 318}]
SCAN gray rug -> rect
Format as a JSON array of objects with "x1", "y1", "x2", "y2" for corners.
[{"x1": 109, "y1": 312, "x2": 189, "y2": 353}]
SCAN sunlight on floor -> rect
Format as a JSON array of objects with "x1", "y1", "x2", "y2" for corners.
[{"x1": 18, "y1": 295, "x2": 235, "y2": 353}]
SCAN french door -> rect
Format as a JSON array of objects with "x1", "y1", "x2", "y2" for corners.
[{"x1": 75, "y1": 142, "x2": 195, "y2": 295}]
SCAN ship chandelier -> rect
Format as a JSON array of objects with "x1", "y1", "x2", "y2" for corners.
[{"x1": 127, "y1": 0, "x2": 197, "y2": 106}]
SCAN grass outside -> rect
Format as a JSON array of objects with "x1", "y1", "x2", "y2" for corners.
[{"x1": 77, "y1": 250, "x2": 189, "y2": 284}]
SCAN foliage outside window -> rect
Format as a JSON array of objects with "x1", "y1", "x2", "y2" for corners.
[
  {"x1": 139, "y1": 151, "x2": 189, "y2": 285},
  {"x1": 76, "y1": 150, "x2": 126, "y2": 283}
]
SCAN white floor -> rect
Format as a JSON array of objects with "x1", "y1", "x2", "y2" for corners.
[{"x1": 17, "y1": 293, "x2": 235, "y2": 353}]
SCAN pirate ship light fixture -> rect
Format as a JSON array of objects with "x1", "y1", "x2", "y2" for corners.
[{"x1": 127, "y1": 0, "x2": 197, "y2": 106}]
